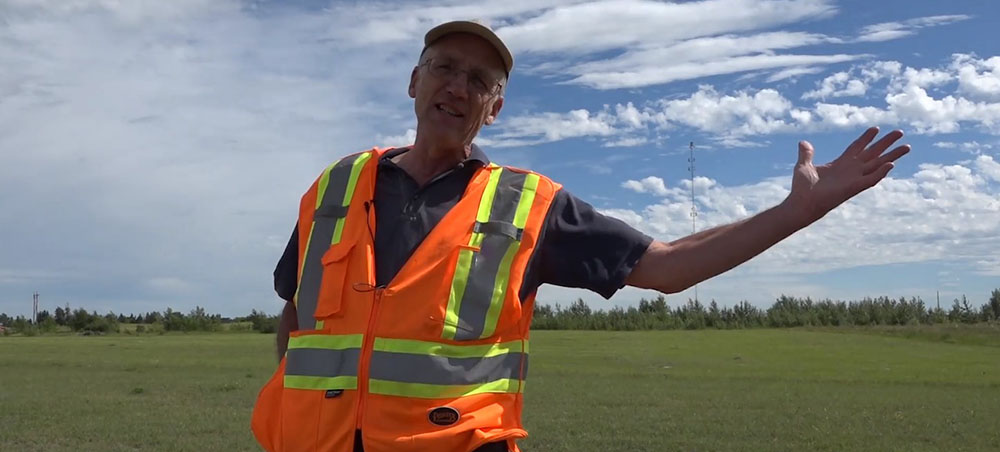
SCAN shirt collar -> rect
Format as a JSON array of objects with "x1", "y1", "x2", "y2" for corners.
[
  {"x1": 466, "y1": 143, "x2": 490, "y2": 165},
  {"x1": 381, "y1": 143, "x2": 491, "y2": 166}
]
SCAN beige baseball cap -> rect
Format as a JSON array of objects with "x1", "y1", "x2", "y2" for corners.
[{"x1": 424, "y1": 20, "x2": 514, "y2": 75}]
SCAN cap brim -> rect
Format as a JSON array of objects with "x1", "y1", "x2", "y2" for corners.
[{"x1": 424, "y1": 20, "x2": 514, "y2": 75}]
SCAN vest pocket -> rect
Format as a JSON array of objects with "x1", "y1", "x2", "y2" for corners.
[
  {"x1": 280, "y1": 387, "x2": 357, "y2": 451},
  {"x1": 316, "y1": 240, "x2": 355, "y2": 319},
  {"x1": 281, "y1": 331, "x2": 363, "y2": 451}
]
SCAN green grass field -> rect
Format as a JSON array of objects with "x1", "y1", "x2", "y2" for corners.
[{"x1": 2, "y1": 328, "x2": 999, "y2": 451}]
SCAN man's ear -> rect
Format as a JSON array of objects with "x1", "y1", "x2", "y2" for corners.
[
  {"x1": 408, "y1": 66, "x2": 419, "y2": 99},
  {"x1": 484, "y1": 96, "x2": 504, "y2": 126}
]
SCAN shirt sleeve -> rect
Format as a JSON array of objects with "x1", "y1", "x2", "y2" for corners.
[
  {"x1": 519, "y1": 189, "x2": 653, "y2": 300},
  {"x1": 273, "y1": 223, "x2": 299, "y2": 303}
]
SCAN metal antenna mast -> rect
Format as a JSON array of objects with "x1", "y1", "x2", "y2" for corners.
[{"x1": 687, "y1": 141, "x2": 698, "y2": 303}]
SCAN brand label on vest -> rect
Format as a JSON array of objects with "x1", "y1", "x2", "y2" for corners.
[
  {"x1": 428, "y1": 407, "x2": 460, "y2": 426},
  {"x1": 325, "y1": 389, "x2": 343, "y2": 399}
]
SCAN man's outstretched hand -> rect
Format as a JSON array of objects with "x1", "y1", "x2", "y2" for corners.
[
  {"x1": 627, "y1": 126, "x2": 911, "y2": 294},
  {"x1": 784, "y1": 126, "x2": 910, "y2": 225}
]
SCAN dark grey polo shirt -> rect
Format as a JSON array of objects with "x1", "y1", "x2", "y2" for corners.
[{"x1": 274, "y1": 144, "x2": 652, "y2": 304}]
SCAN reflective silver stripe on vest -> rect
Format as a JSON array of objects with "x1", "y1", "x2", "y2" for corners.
[
  {"x1": 285, "y1": 348, "x2": 362, "y2": 379},
  {"x1": 453, "y1": 170, "x2": 530, "y2": 340},
  {"x1": 296, "y1": 153, "x2": 366, "y2": 330},
  {"x1": 368, "y1": 351, "x2": 527, "y2": 386}
]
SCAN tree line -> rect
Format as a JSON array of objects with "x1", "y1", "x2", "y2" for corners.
[
  {"x1": 0, "y1": 305, "x2": 279, "y2": 335},
  {"x1": 532, "y1": 289, "x2": 1000, "y2": 330},
  {"x1": 2, "y1": 289, "x2": 998, "y2": 335}
]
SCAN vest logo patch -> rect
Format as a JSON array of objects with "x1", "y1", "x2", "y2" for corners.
[
  {"x1": 324, "y1": 389, "x2": 343, "y2": 399},
  {"x1": 428, "y1": 406, "x2": 460, "y2": 426}
]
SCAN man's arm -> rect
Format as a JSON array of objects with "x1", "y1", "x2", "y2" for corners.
[
  {"x1": 627, "y1": 202, "x2": 805, "y2": 294},
  {"x1": 277, "y1": 300, "x2": 298, "y2": 361},
  {"x1": 627, "y1": 127, "x2": 910, "y2": 294},
  {"x1": 274, "y1": 224, "x2": 300, "y2": 361}
]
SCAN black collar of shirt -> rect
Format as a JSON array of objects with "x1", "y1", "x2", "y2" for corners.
[{"x1": 380, "y1": 143, "x2": 491, "y2": 167}]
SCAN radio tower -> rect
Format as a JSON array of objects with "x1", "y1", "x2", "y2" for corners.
[{"x1": 687, "y1": 141, "x2": 698, "y2": 303}]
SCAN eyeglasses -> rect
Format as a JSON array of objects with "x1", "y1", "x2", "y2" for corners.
[{"x1": 420, "y1": 57, "x2": 504, "y2": 96}]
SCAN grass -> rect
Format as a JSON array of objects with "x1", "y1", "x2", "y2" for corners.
[
  {"x1": 525, "y1": 329, "x2": 1000, "y2": 451},
  {"x1": 1, "y1": 328, "x2": 998, "y2": 451},
  {"x1": 0, "y1": 333, "x2": 272, "y2": 451},
  {"x1": 811, "y1": 322, "x2": 1000, "y2": 347}
]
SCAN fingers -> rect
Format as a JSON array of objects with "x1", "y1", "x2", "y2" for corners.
[
  {"x1": 857, "y1": 161, "x2": 895, "y2": 193},
  {"x1": 797, "y1": 141, "x2": 814, "y2": 166},
  {"x1": 845, "y1": 126, "x2": 880, "y2": 157},
  {"x1": 859, "y1": 129, "x2": 904, "y2": 161},
  {"x1": 862, "y1": 144, "x2": 910, "y2": 175}
]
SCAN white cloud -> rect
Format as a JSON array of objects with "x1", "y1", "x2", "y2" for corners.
[
  {"x1": 810, "y1": 102, "x2": 897, "y2": 128},
  {"x1": 798, "y1": 57, "x2": 1000, "y2": 135},
  {"x1": 615, "y1": 102, "x2": 645, "y2": 128},
  {"x1": 683, "y1": 176, "x2": 720, "y2": 193},
  {"x1": 713, "y1": 136, "x2": 770, "y2": 148},
  {"x1": 0, "y1": 0, "x2": 431, "y2": 314},
  {"x1": 802, "y1": 71, "x2": 868, "y2": 100},
  {"x1": 485, "y1": 0, "x2": 864, "y2": 89},
  {"x1": 498, "y1": 0, "x2": 838, "y2": 54},
  {"x1": 933, "y1": 141, "x2": 994, "y2": 154},
  {"x1": 860, "y1": 60, "x2": 903, "y2": 81},
  {"x1": 603, "y1": 137, "x2": 649, "y2": 148},
  {"x1": 611, "y1": 156, "x2": 1000, "y2": 277},
  {"x1": 885, "y1": 85, "x2": 1000, "y2": 134},
  {"x1": 802, "y1": 60, "x2": 942, "y2": 101},
  {"x1": 856, "y1": 14, "x2": 972, "y2": 42},
  {"x1": 894, "y1": 67, "x2": 953, "y2": 90},
  {"x1": 530, "y1": 11, "x2": 970, "y2": 91},
  {"x1": 655, "y1": 85, "x2": 794, "y2": 137},
  {"x1": 488, "y1": 108, "x2": 618, "y2": 146},
  {"x1": 976, "y1": 155, "x2": 1000, "y2": 182},
  {"x1": 315, "y1": 0, "x2": 840, "y2": 83},
  {"x1": 2, "y1": 0, "x2": 238, "y2": 23},
  {"x1": 310, "y1": 1, "x2": 590, "y2": 47},
  {"x1": 855, "y1": 29, "x2": 911, "y2": 43},
  {"x1": 569, "y1": 31, "x2": 834, "y2": 73},
  {"x1": 481, "y1": 53, "x2": 1000, "y2": 151},
  {"x1": 952, "y1": 54, "x2": 1000, "y2": 100},
  {"x1": 569, "y1": 53, "x2": 861, "y2": 90},
  {"x1": 379, "y1": 128, "x2": 417, "y2": 148},
  {"x1": 766, "y1": 66, "x2": 824, "y2": 82},
  {"x1": 622, "y1": 176, "x2": 669, "y2": 196},
  {"x1": 481, "y1": 101, "x2": 653, "y2": 147}
]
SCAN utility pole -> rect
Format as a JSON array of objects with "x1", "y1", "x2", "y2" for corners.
[
  {"x1": 688, "y1": 141, "x2": 698, "y2": 303},
  {"x1": 32, "y1": 291, "x2": 39, "y2": 325}
]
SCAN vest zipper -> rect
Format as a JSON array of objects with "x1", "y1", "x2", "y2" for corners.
[{"x1": 356, "y1": 285, "x2": 385, "y2": 430}]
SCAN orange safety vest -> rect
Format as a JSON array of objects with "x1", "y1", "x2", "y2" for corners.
[{"x1": 251, "y1": 147, "x2": 561, "y2": 452}]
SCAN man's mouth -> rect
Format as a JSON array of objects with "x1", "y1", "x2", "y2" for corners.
[{"x1": 436, "y1": 103, "x2": 464, "y2": 118}]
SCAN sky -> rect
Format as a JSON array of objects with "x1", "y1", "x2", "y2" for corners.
[{"x1": 1, "y1": 0, "x2": 999, "y2": 318}]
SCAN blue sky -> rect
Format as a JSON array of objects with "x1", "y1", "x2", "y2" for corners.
[{"x1": 2, "y1": 0, "x2": 999, "y2": 318}]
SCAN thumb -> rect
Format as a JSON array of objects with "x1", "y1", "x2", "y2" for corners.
[{"x1": 797, "y1": 141, "x2": 814, "y2": 166}]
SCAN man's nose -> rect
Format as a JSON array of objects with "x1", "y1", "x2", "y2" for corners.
[{"x1": 445, "y1": 71, "x2": 469, "y2": 99}]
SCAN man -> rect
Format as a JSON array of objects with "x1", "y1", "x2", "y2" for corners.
[{"x1": 251, "y1": 20, "x2": 910, "y2": 452}]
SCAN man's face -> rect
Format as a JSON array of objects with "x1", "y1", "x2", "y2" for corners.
[{"x1": 409, "y1": 33, "x2": 506, "y2": 152}]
